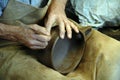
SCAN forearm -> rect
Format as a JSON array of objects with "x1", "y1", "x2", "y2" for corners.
[
  {"x1": 52, "y1": 0, "x2": 67, "y2": 8},
  {"x1": 0, "y1": 23, "x2": 19, "y2": 41},
  {"x1": 50, "y1": 0, "x2": 67, "y2": 11}
]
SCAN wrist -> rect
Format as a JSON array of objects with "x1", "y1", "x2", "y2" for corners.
[
  {"x1": 0, "y1": 23, "x2": 20, "y2": 41},
  {"x1": 50, "y1": 0, "x2": 67, "y2": 11}
]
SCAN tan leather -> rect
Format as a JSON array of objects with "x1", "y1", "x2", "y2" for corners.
[
  {"x1": 69, "y1": 19, "x2": 92, "y2": 42},
  {"x1": 0, "y1": 21, "x2": 120, "y2": 80},
  {"x1": 0, "y1": 0, "x2": 51, "y2": 25},
  {"x1": 0, "y1": 45, "x2": 69, "y2": 80},
  {"x1": 0, "y1": 0, "x2": 51, "y2": 46},
  {"x1": 0, "y1": 0, "x2": 120, "y2": 80},
  {"x1": 67, "y1": 29, "x2": 120, "y2": 80},
  {"x1": 58, "y1": 19, "x2": 120, "y2": 80},
  {"x1": 0, "y1": 0, "x2": 93, "y2": 49}
]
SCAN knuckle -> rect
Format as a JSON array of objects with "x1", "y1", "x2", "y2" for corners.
[
  {"x1": 42, "y1": 42, "x2": 48, "y2": 46},
  {"x1": 72, "y1": 24, "x2": 77, "y2": 29},
  {"x1": 61, "y1": 31, "x2": 65, "y2": 35},
  {"x1": 45, "y1": 42, "x2": 48, "y2": 46},
  {"x1": 32, "y1": 24, "x2": 38, "y2": 27},
  {"x1": 43, "y1": 36, "x2": 51, "y2": 41},
  {"x1": 27, "y1": 40, "x2": 35, "y2": 46},
  {"x1": 41, "y1": 46, "x2": 46, "y2": 49},
  {"x1": 68, "y1": 29, "x2": 72, "y2": 34},
  {"x1": 29, "y1": 46, "x2": 34, "y2": 49},
  {"x1": 46, "y1": 36, "x2": 51, "y2": 41}
]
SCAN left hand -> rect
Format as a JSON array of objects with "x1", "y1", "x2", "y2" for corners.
[{"x1": 45, "y1": 0, "x2": 79, "y2": 39}]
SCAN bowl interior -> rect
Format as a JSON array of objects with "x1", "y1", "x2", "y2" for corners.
[{"x1": 52, "y1": 32, "x2": 84, "y2": 73}]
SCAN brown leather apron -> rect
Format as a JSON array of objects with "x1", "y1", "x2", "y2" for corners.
[
  {"x1": 0, "y1": 0, "x2": 51, "y2": 46},
  {"x1": 0, "y1": 0, "x2": 92, "y2": 47},
  {"x1": 0, "y1": 0, "x2": 95, "y2": 79}
]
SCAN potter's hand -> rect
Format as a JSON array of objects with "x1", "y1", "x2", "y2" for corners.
[
  {"x1": 45, "y1": 0, "x2": 79, "y2": 39},
  {"x1": 0, "y1": 23, "x2": 51, "y2": 49}
]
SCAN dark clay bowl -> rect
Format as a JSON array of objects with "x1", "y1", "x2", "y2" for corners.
[{"x1": 38, "y1": 30, "x2": 85, "y2": 74}]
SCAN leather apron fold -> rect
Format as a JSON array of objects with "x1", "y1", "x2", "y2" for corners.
[
  {"x1": 0, "y1": 0, "x2": 51, "y2": 46},
  {"x1": 0, "y1": 0, "x2": 51, "y2": 25},
  {"x1": 69, "y1": 19, "x2": 93, "y2": 43}
]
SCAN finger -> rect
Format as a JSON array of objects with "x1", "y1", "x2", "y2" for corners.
[
  {"x1": 59, "y1": 21, "x2": 65, "y2": 39},
  {"x1": 32, "y1": 34, "x2": 51, "y2": 42},
  {"x1": 45, "y1": 16, "x2": 56, "y2": 33},
  {"x1": 27, "y1": 40, "x2": 48, "y2": 47},
  {"x1": 30, "y1": 45, "x2": 47, "y2": 49},
  {"x1": 65, "y1": 23, "x2": 72, "y2": 39},
  {"x1": 70, "y1": 21, "x2": 79, "y2": 33},
  {"x1": 30, "y1": 41, "x2": 48, "y2": 49},
  {"x1": 29, "y1": 24, "x2": 50, "y2": 35}
]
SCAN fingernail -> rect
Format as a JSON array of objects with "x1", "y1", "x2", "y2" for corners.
[
  {"x1": 76, "y1": 29, "x2": 79, "y2": 33},
  {"x1": 61, "y1": 35, "x2": 64, "y2": 39},
  {"x1": 68, "y1": 34, "x2": 72, "y2": 39}
]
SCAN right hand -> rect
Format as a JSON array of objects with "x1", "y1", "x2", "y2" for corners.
[
  {"x1": 0, "y1": 23, "x2": 51, "y2": 49},
  {"x1": 45, "y1": 0, "x2": 79, "y2": 39}
]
